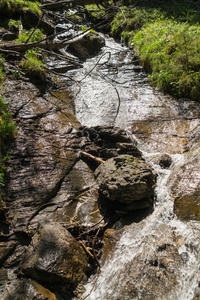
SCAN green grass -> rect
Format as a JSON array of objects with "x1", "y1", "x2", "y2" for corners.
[
  {"x1": 20, "y1": 49, "x2": 46, "y2": 80},
  {"x1": 111, "y1": 2, "x2": 200, "y2": 101},
  {"x1": 134, "y1": 21, "x2": 200, "y2": 100},
  {"x1": 16, "y1": 28, "x2": 44, "y2": 43},
  {"x1": 0, "y1": 0, "x2": 41, "y2": 15},
  {"x1": 0, "y1": 97, "x2": 16, "y2": 206}
]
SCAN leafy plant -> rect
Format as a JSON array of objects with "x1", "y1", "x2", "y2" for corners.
[
  {"x1": 8, "y1": 19, "x2": 21, "y2": 31},
  {"x1": 111, "y1": 2, "x2": 200, "y2": 101},
  {"x1": 17, "y1": 28, "x2": 44, "y2": 43},
  {"x1": 20, "y1": 49, "x2": 46, "y2": 80}
]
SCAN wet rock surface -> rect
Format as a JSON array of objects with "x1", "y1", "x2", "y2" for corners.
[
  {"x1": 0, "y1": 73, "x2": 157, "y2": 298},
  {"x1": 1, "y1": 22, "x2": 200, "y2": 300}
]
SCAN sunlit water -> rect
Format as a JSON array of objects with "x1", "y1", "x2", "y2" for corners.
[{"x1": 69, "y1": 36, "x2": 200, "y2": 299}]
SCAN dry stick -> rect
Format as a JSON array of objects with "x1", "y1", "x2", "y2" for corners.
[
  {"x1": 40, "y1": 0, "x2": 108, "y2": 9},
  {"x1": 79, "y1": 240, "x2": 95, "y2": 259},
  {"x1": 79, "y1": 151, "x2": 105, "y2": 165},
  {"x1": 81, "y1": 267, "x2": 100, "y2": 300},
  {"x1": 43, "y1": 8, "x2": 78, "y2": 26},
  {"x1": 0, "y1": 26, "x2": 91, "y2": 52},
  {"x1": 0, "y1": 49, "x2": 20, "y2": 56},
  {"x1": 0, "y1": 17, "x2": 111, "y2": 53},
  {"x1": 92, "y1": 227, "x2": 101, "y2": 266},
  {"x1": 25, "y1": 11, "x2": 45, "y2": 44}
]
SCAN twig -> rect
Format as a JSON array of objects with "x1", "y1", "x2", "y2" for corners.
[
  {"x1": 79, "y1": 240, "x2": 95, "y2": 259},
  {"x1": 81, "y1": 267, "x2": 100, "y2": 300},
  {"x1": 25, "y1": 12, "x2": 45, "y2": 44},
  {"x1": 79, "y1": 151, "x2": 105, "y2": 165},
  {"x1": 92, "y1": 227, "x2": 101, "y2": 266}
]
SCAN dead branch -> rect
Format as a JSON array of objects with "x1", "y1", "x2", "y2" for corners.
[
  {"x1": 25, "y1": 12, "x2": 45, "y2": 44},
  {"x1": 92, "y1": 227, "x2": 101, "y2": 266},
  {"x1": 41, "y1": 48, "x2": 82, "y2": 67},
  {"x1": 79, "y1": 240, "x2": 95, "y2": 259},
  {"x1": 0, "y1": 29, "x2": 90, "y2": 53},
  {"x1": 0, "y1": 17, "x2": 110, "y2": 54},
  {"x1": 40, "y1": 0, "x2": 109, "y2": 10},
  {"x1": 79, "y1": 151, "x2": 105, "y2": 165}
]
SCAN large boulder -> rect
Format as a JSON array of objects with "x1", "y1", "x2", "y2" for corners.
[
  {"x1": 94, "y1": 154, "x2": 156, "y2": 208},
  {"x1": 20, "y1": 222, "x2": 88, "y2": 290}
]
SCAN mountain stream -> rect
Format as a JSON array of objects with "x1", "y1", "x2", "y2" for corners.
[{"x1": 69, "y1": 36, "x2": 200, "y2": 300}]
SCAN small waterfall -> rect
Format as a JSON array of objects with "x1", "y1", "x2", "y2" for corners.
[
  {"x1": 70, "y1": 35, "x2": 200, "y2": 300},
  {"x1": 82, "y1": 152, "x2": 199, "y2": 300}
]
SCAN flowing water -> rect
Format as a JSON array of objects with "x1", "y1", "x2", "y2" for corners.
[{"x1": 69, "y1": 36, "x2": 200, "y2": 299}]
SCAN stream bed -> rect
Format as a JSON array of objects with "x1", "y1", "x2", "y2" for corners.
[
  {"x1": 69, "y1": 36, "x2": 200, "y2": 300},
  {"x1": 0, "y1": 27, "x2": 199, "y2": 300}
]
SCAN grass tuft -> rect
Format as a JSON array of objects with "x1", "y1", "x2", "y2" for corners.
[{"x1": 20, "y1": 49, "x2": 46, "y2": 80}]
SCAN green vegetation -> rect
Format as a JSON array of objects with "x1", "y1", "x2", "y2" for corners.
[
  {"x1": 0, "y1": 97, "x2": 16, "y2": 207},
  {"x1": 111, "y1": 2, "x2": 200, "y2": 101},
  {"x1": 20, "y1": 49, "x2": 46, "y2": 80},
  {"x1": 16, "y1": 28, "x2": 44, "y2": 43},
  {"x1": 134, "y1": 21, "x2": 200, "y2": 100},
  {"x1": 0, "y1": 0, "x2": 41, "y2": 16},
  {"x1": 8, "y1": 19, "x2": 22, "y2": 31}
]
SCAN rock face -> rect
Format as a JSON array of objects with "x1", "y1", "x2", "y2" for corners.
[
  {"x1": 95, "y1": 154, "x2": 156, "y2": 208},
  {"x1": 20, "y1": 222, "x2": 88, "y2": 289}
]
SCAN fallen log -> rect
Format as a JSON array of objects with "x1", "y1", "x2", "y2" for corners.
[
  {"x1": 40, "y1": 0, "x2": 109, "y2": 10},
  {"x1": 0, "y1": 30, "x2": 90, "y2": 53},
  {"x1": 0, "y1": 18, "x2": 109, "y2": 54}
]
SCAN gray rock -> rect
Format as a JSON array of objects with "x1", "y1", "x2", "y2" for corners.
[
  {"x1": 95, "y1": 154, "x2": 156, "y2": 205},
  {"x1": 20, "y1": 222, "x2": 87, "y2": 287}
]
